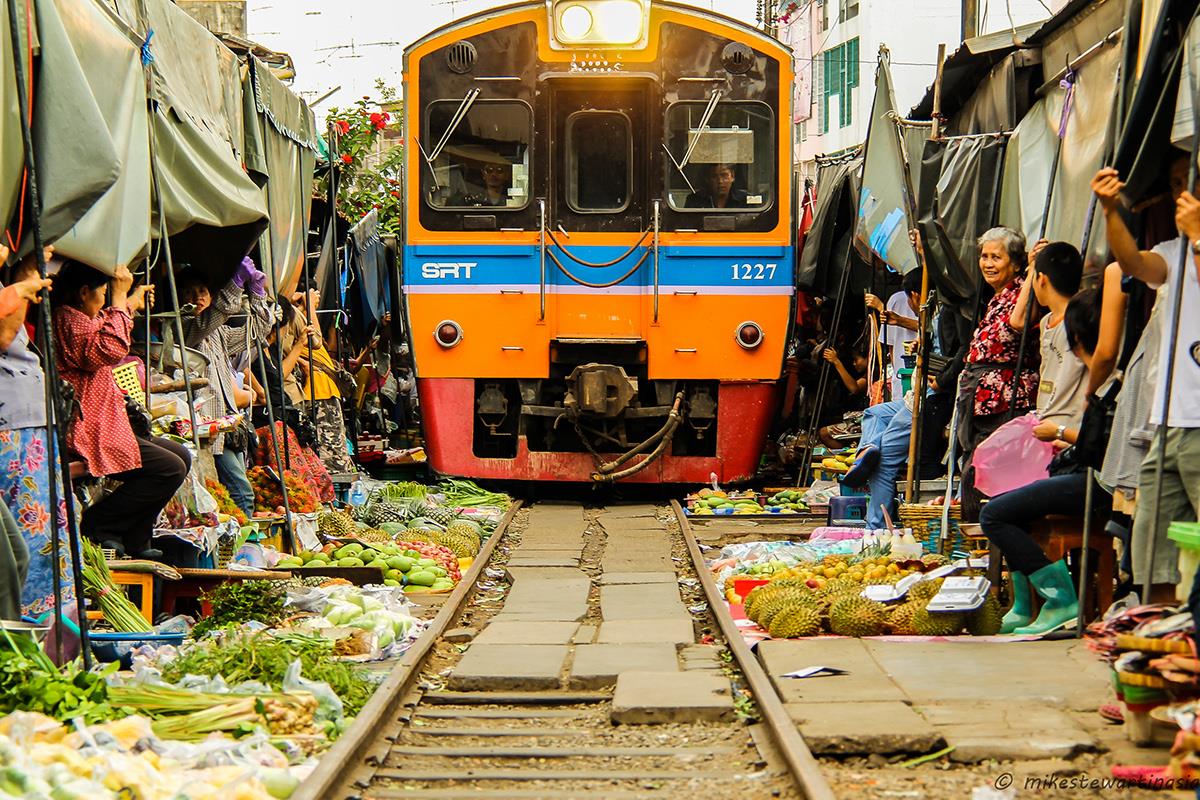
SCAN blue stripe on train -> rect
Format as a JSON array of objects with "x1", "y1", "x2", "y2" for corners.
[{"x1": 402, "y1": 244, "x2": 794, "y2": 289}]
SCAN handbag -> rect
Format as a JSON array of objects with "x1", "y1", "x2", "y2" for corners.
[
  {"x1": 312, "y1": 360, "x2": 356, "y2": 398},
  {"x1": 1047, "y1": 380, "x2": 1120, "y2": 476},
  {"x1": 223, "y1": 417, "x2": 257, "y2": 453},
  {"x1": 123, "y1": 394, "x2": 153, "y2": 438}
]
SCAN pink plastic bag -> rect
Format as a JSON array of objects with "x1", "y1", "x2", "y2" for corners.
[{"x1": 972, "y1": 413, "x2": 1055, "y2": 497}]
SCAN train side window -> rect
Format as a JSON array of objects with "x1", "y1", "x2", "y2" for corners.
[
  {"x1": 565, "y1": 111, "x2": 631, "y2": 213},
  {"x1": 663, "y1": 101, "x2": 774, "y2": 213},
  {"x1": 424, "y1": 100, "x2": 532, "y2": 210}
]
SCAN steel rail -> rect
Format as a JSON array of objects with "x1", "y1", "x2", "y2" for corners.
[
  {"x1": 671, "y1": 500, "x2": 837, "y2": 800},
  {"x1": 293, "y1": 500, "x2": 523, "y2": 800}
]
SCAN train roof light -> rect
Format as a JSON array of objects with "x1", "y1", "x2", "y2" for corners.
[{"x1": 549, "y1": 0, "x2": 649, "y2": 49}]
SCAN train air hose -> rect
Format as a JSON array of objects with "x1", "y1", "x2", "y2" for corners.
[{"x1": 590, "y1": 393, "x2": 684, "y2": 483}]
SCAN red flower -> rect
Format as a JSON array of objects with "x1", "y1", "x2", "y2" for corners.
[
  {"x1": 382, "y1": 112, "x2": 391, "y2": 121},
  {"x1": 341, "y1": 154, "x2": 353, "y2": 164},
  {"x1": 334, "y1": 119, "x2": 350, "y2": 135},
  {"x1": 390, "y1": 191, "x2": 400, "y2": 198}
]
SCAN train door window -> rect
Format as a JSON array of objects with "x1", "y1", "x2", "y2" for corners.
[
  {"x1": 565, "y1": 111, "x2": 631, "y2": 213},
  {"x1": 663, "y1": 101, "x2": 774, "y2": 213},
  {"x1": 424, "y1": 100, "x2": 532, "y2": 210}
]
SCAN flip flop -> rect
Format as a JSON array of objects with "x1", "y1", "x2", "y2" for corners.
[
  {"x1": 1098, "y1": 703, "x2": 1124, "y2": 723},
  {"x1": 841, "y1": 445, "x2": 880, "y2": 488}
]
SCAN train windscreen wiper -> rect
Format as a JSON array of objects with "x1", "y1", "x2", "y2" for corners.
[
  {"x1": 421, "y1": 87, "x2": 481, "y2": 190},
  {"x1": 662, "y1": 89, "x2": 723, "y2": 194}
]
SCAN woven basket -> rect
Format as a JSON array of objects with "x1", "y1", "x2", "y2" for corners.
[
  {"x1": 216, "y1": 537, "x2": 236, "y2": 569},
  {"x1": 112, "y1": 362, "x2": 146, "y2": 407},
  {"x1": 900, "y1": 503, "x2": 962, "y2": 555},
  {"x1": 1115, "y1": 634, "x2": 1193, "y2": 655},
  {"x1": 1117, "y1": 671, "x2": 1171, "y2": 690}
]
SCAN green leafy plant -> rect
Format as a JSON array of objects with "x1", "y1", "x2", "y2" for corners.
[
  {"x1": 191, "y1": 579, "x2": 288, "y2": 639},
  {"x1": 0, "y1": 628, "x2": 118, "y2": 724},
  {"x1": 317, "y1": 80, "x2": 404, "y2": 236}
]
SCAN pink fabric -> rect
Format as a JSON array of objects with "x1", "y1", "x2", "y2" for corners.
[{"x1": 54, "y1": 305, "x2": 139, "y2": 477}]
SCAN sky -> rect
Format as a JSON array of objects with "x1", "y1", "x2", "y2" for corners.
[{"x1": 248, "y1": 0, "x2": 758, "y2": 118}]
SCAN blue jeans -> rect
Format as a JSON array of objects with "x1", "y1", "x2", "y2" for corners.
[
  {"x1": 215, "y1": 448, "x2": 254, "y2": 518},
  {"x1": 860, "y1": 400, "x2": 913, "y2": 528}
]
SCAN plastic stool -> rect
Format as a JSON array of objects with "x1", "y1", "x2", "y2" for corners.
[{"x1": 85, "y1": 570, "x2": 153, "y2": 626}]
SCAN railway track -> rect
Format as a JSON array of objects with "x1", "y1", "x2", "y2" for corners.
[{"x1": 296, "y1": 502, "x2": 835, "y2": 800}]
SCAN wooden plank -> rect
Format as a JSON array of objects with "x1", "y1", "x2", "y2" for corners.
[
  {"x1": 414, "y1": 708, "x2": 587, "y2": 720},
  {"x1": 386, "y1": 744, "x2": 737, "y2": 759},
  {"x1": 373, "y1": 768, "x2": 752, "y2": 782},
  {"x1": 422, "y1": 691, "x2": 608, "y2": 706},
  {"x1": 405, "y1": 727, "x2": 586, "y2": 738}
]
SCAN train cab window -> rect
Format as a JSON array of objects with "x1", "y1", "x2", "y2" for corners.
[
  {"x1": 566, "y1": 111, "x2": 631, "y2": 213},
  {"x1": 664, "y1": 101, "x2": 773, "y2": 212},
  {"x1": 425, "y1": 100, "x2": 532, "y2": 210}
]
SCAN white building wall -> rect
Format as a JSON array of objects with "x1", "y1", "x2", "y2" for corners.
[{"x1": 796, "y1": 0, "x2": 1050, "y2": 178}]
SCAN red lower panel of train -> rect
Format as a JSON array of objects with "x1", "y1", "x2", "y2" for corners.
[{"x1": 418, "y1": 378, "x2": 779, "y2": 484}]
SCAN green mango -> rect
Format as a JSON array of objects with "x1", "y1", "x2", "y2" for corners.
[
  {"x1": 407, "y1": 570, "x2": 436, "y2": 587},
  {"x1": 386, "y1": 556, "x2": 414, "y2": 571},
  {"x1": 337, "y1": 556, "x2": 365, "y2": 567}
]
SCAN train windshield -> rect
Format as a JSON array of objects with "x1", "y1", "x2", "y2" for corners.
[
  {"x1": 664, "y1": 101, "x2": 773, "y2": 212},
  {"x1": 566, "y1": 111, "x2": 632, "y2": 213},
  {"x1": 424, "y1": 100, "x2": 532, "y2": 210}
]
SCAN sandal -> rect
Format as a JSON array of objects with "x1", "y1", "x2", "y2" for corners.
[{"x1": 1098, "y1": 703, "x2": 1124, "y2": 723}]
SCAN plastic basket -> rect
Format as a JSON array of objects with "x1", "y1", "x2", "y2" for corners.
[
  {"x1": 112, "y1": 362, "x2": 146, "y2": 407},
  {"x1": 924, "y1": 518, "x2": 965, "y2": 556}
]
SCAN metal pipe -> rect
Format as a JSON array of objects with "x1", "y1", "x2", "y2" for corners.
[
  {"x1": 652, "y1": 199, "x2": 661, "y2": 323},
  {"x1": 595, "y1": 392, "x2": 684, "y2": 474},
  {"x1": 1076, "y1": 467, "x2": 1094, "y2": 637},
  {"x1": 1035, "y1": 29, "x2": 1123, "y2": 97},
  {"x1": 538, "y1": 199, "x2": 547, "y2": 321}
]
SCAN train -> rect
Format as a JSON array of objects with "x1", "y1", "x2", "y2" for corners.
[{"x1": 400, "y1": 0, "x2": 796, "y2": 483}]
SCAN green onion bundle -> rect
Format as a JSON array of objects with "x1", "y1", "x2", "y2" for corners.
[
  {"x1": 437, "y1": 478, "x2": 511, "y2": 509},
  {"x1": 81, "y1": 539, "x2": 154, "y2": 633}
]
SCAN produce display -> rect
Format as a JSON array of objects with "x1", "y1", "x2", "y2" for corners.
[
  {"x1": 0, "y1": 631, "x2": 114, "y2": 724},
  {"x1": 191, "y1": 580, "x2": 287, "y2": 639},
  {"x1": 686, "y1": 489, "x2": 766, "y2": 515},
  {"x1": 206, "y1": 478, "x2": 249, "y2": 525},
  {"x1": 764, "y1": 489, "x2": 810, "y2": 513},
  {"x1": 277, "y1": 541, "x2": 458, "y2": 592},
  {"x1": 248, "y1": 468, "x2": 319, "y2": 515},
  {"x1": 739, "y1": 552, "x2": 1003, "y2": 639}
]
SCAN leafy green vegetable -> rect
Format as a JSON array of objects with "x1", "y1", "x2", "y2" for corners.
[
  {"x1": 191, "y1": 580, "x2": 287, "y2": 639},
  {"x1": 162, "y1": 630, "x2": 375, "y2": 715},
  {"x1": 0, "y1": 629, "x2": 118, "y2": 724},
  {"x1": 436, "y1": 478, "x2": 510, "y2": 509}
]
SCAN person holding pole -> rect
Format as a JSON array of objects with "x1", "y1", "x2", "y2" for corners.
[
  {"x1": 1092, "y1": 160, "x2": 1200, "y2": 599},
  {"x1": 0, "y1": 244, "x2": 70, "y2": 620}
]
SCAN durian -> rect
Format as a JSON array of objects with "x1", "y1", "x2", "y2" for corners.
[
  {"x1": 907, "y1": 577, "x2": 944, "y2": 602},
  {"x1": 828, "y1": 596, "x2": 888, "y2": 637},
  {"x1": 317, "y1": 510, "x2": 356, "y2": 538},
  {"x1": 966, "y1": 594, "x2": 1004, "y2": 636},
  {"x1": 911, "y1": 604, "x2": 965, "y2": 636},
  {"x1": 768, "y1": 605, "x2": 823, "y2": 638},
  {"x1": 887, "y1": 601, "x2": 921, "y2": 635}
]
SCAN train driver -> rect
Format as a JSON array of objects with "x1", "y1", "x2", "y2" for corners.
[
  {"x1": 685, "y1": 162, "x2": 749, "y2": 209},
  {"x1": 449, "y1": 161, "x2": 513, "y2": 207}
]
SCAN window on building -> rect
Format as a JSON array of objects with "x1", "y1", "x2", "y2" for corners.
[
  {"x1": 817, "y1": 0, "x2": 828, "y2": 32},
  {"x1": 839, "y1": 0, "x2": 858, "y2": 22},
  {"x1": 799, "y1": 121, "x2": 807, "y2": 142},
  {"x1": 820, "y1": 37, "x2": 859, "y2": 132}
]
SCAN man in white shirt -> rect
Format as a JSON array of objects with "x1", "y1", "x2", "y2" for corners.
[
  {"x1": 866, "y1": 269, "x2": 921, "y2": 401},
  {"x1": 1093, "y1": 160, "x2": 1200, "y2": 597}
]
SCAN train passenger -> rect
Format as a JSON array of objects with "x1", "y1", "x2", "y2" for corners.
[
  {"x1": 685, "y1": 163, "x2": 749, "y2": 209},
  {"x1": 450, "y1": 162, "x2": 513, "y2": 207}
]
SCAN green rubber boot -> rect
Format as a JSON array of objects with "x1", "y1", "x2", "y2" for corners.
[
  {"x1": 999, "y1": 571, "x2": 1033, "y2": 634},
  {"x1": 1013, "y1": 560, "x2": 1079, "y2": 636}
]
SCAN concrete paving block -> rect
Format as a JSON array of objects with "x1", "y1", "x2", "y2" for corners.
[
  {"x1": 600, "y1": 584, "x2": 686, "y2": 621},
  {"x1": 602, "y1": 557, "x2": 676, "y2": 573},
  {"x1": 473, "y1": 621, "x2": 580, "y2": 645},
  {"x1": 598, "y1": 572, "x2": 678, "y2": 585},
  {"x1": 490, "y1": 604, "x2": 589, "y2": 623},
  {"x1": 757, "y1": 640, "x2": 907, "y2": 704},
  {"x1": 916, "y1": 701, "x2": 1098, "y2": 763},
  {"x1": 596, "y1": 618, "x2": 694, "y2": 645},
  {"x1": 569, "y1": 644, "x2": 679, "y2": 689},
  {"x1": 573, "y1": 624, "x2": 598, "y2": 644},
  {"x1": 448, "y1": 644, "x2": 568, "y2": 690},
  {"x1": 785, "y1": 701, "x2": 945, "y2": 755},
  {"x1": 611, "y1": 671, "x2": 733, "y2": 723},
  {"x1": 443, "y1": 627, "x2": 475, "y2": 643},
  {"x1": 600, "y1": 506, "x2": 661, "y2": 519},
  {"x1": 505, "y1": 566, "x2": 589, "y2": 583},
  {"x1": 505, "y1": 556, "x2": 582, "y2": 569},
  {"x1": 866, "y1": 640, "x2": 1110, "y2": 710}
]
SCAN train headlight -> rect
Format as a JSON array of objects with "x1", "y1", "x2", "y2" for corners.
[
  {"x1": 735, "y1": 321, "x2": 764, "y2": 350},
  {"x1": 435, "y1": 320, "x2": 463, "y2": 348},
  {"x1": 558, "y1": 4, "x2": 593, "y2": 39},
  {"x1": 549, "y1": 0, "x2": 649, "y2": 48}
]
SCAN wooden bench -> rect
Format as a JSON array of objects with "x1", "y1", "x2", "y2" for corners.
[{"x1": 158, "y1": 567, "x2": 291, "y2": 617}]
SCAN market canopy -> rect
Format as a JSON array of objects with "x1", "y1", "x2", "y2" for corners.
[{"x1": 855, "y1": 51, "x2": 920, "y2": 276}]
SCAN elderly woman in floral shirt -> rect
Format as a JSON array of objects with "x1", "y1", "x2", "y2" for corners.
[{"x1": 955, "y1": 227, "x2": 1043, "y2": 519}]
